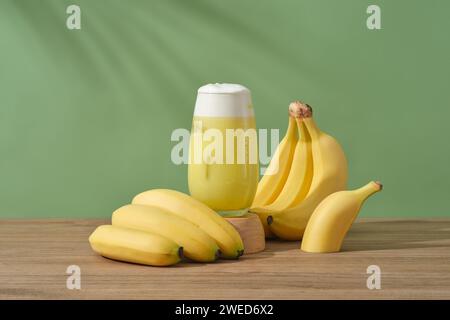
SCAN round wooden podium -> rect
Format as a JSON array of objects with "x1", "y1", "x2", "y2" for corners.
[{"x1": 226, "y1": 213, "x2": 265, "y2": 254}]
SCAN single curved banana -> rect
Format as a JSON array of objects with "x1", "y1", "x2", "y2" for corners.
[
  {"x1": 112, "y1": 204, "x2": 220, "y2": 262},
  {"x1": 132, "y1": 189, "x2": 244, "y2": 259},
  {"x1": 301, "y1": 181, "x2": 382, "y2": 253},
  {"x1": 89, "y1": 225, "x2": 182, "y2": 266},
  {"x1": 267, "y1": 101, "x2": 348, "y2": 240}
]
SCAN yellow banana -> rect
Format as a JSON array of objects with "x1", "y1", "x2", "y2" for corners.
[
  {"x1": 267, "y1": 101, "x2": 348, "y2": 240},
  {"x1": 251, "y1": 115, "x2": 298, "y2": 237},
  {"x1": 253, "y1": 117, "x2": 313, "y2": 212},
  {"x1": 301, "y1": 181, "x2": 382, "y2": 253},
  {"x1": 132, "y1": 189, "x2": 244, "y2": 259},
  {"x1": 112, "y1": 204, "x2": 220, "y2": 262},
  {"x1": 252, "y1": 116, "x2": 298, "y2": 207},
  {"x1": 89, "y1": 225, "x2": 182, "y2": 266}
]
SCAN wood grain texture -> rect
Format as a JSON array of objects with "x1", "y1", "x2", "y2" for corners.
[
  {"x1": 1, "y1": 218, "x2": 450, "y2": 300},
  {"x1": 226, "y1": 214, "x2": 265, "y2": 254}
]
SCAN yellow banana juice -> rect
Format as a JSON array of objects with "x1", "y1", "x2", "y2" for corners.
[{"x1": 188, "y1": 84, "x2": 258, "y2": 214}]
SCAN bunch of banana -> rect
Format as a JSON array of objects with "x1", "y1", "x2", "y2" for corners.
[
  {"x1": 132, "y1": 189, "x2": 244, "y2": 259},
  {"x1": 89, "y1": 189, "x2": 244, "y2": 266},
  {"x1": 112, "y1": 204, "x2": 220, "y2": 262},
  {"x1": 251, "y1": 101, "x2": 348, "y2": 240},
  {"x1": 252, "y1": 116, "x2": 298, "y2": 208}
]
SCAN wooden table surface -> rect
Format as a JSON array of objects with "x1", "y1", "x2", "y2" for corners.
[{"x1": 1, "y1": 218, "x2": 450, "y2": 300}]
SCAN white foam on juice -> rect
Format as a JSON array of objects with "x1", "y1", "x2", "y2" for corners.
[
  {"x1": 194, "y1": 83, "x2": 254, "y2": 118},
  {"x1": 198, "y1": 83, "x2": 250, "y2": 94}
]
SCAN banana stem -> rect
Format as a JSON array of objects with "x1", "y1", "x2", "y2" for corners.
[
  {"x1": 178, "y1": 247, "x2": 184, "y2": 259},
  {"x1": 297, "y1": 119, "x2": 312, "y2": 143},
  {"x1": 302, "y1": 118, "x2": 321, "y2": 141},
  {"x1": 286, "y1": 116, "x2": 298, "y2": 140},
  {"x1": 289, "y1": 101, "x2": 312, "y2": 118},
  {"x1": 355, "y1": 181, "x2": 383, "y2": 200}
]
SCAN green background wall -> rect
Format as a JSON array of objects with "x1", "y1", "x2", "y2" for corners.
[{"x1": 1, "y1": 0, "x2": 449, "y2": 218}]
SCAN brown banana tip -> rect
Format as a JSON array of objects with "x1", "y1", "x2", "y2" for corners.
[
  {"x1": 216, "y1": 249, "x2": 221, "y2": 260},
  {"x1": 237, "y1": 249, "x2": 244, "y2": 258},
  {"x1": 374, "y1": 181, "x2": 383, "y2": 190},
  {"x1": 178, "y1": 247, "x2": 184, "y2": 259},
  {"x1": 267, "y1": 215, "x2": 273, "y2": 225},
  {"x1": 288, "y1": 101, "x2": 313, "y2": 119}
]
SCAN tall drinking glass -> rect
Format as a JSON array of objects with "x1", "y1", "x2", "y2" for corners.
[{"x1": 188, "y1": 83, "x2": 259, "y2": 216}]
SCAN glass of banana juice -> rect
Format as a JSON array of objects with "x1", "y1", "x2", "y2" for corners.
[{"x1": 188, "y1": 83, "x2": 259, "y2": 216}]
